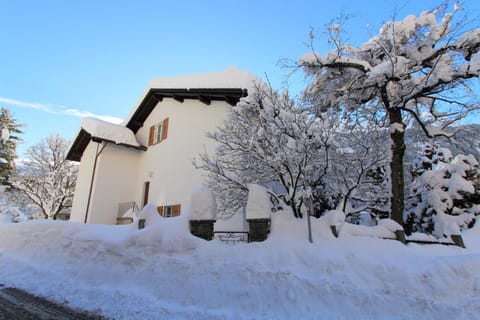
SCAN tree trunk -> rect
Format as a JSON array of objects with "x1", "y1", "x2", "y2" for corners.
[{"x1": 388, "y1": 108, "x2": 406, "y2": 225}]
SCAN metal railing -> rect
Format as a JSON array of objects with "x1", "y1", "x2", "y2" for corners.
[
  {"x1": 214, "y1": 231, "x2": 249, "y2": 244},
  {"x1": 117, "y1": 201, "x2": 140, "y2": 218}
]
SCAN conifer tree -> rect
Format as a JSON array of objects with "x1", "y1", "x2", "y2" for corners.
[{"x1": 0, "y1": 107, "x2": 23, "y2": 181}]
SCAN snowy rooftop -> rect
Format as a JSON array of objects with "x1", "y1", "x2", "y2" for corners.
[
  {"x1": 67, "y1": 67, "x2": 258, "y2": 161},
  {"x1": 125, "y1": 67, "x2": 257, "y2": 133},
  {"x1": 146, "y1": 67, "x2": 259, "y2": 90},
  {"x1": 81, "y1": 117, "x2": 140, "y2": 147},
  {"x1": 66, "y1": 118, "x2": 145, "y2": 161}
]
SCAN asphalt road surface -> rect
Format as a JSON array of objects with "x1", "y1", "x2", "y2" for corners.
[{"x1": 0, "y1": 285, "x2": 105, "y2": 320}]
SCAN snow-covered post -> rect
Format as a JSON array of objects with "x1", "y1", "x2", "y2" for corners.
[
  {"x1": 188, "y1": 188, "x2": 217, "y2": 241},
  {"x1": 245, "y1": 184, "x2": 272, "y2": 242},
  {"x1": 304, "y1": 187, "x2": 314, "y2": 243}
]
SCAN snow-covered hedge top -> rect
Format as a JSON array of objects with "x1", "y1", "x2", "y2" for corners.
[
  {"x1": 147, "y1": 67, "x2": 259, "y2": 91},
  {"x1": 81, "y1": 117, "x2": 141, "y2": 147},
  {"x1": 246, "y1": 184, "x2": 272, "y2": 220},
  {"x1": 189, "y1": 187, "x2": 217, "y2": 221}
]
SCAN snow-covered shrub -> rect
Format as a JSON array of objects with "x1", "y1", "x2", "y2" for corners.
[
  {"x1": 406, "y1": 144, "x2": 480, "y2": 237},
  {"x1": 0, "y1": 188, "x2": 28, "y2": 223}
]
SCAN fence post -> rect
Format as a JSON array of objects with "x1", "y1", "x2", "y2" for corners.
[
  {"x1": 247, "y1": 219, "x2": 270, "y2": 242},
  {"x1": 189, "y1": 220, "x2": 216, "y2": 241},
  {"x1": 395, "y1": 230, "x2": 406, "y2": 244},
  {"x1": 451, "y1": 234, "x2": 465, "y2": 248}
]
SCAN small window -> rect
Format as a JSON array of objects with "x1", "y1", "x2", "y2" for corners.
[
  {"x1": 163, "y1": 205, "x2": 173, "y2": 218},
  {"x1": 148, "y1": 118, "x2": 169, "y2": 146},
  {"x1": 157, "y1": 204, "x2": 181, "y2": 218}
]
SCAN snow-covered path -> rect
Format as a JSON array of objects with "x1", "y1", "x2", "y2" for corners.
[{"x1": 1, "y1": 215, "x2": 480, "y2": 319}]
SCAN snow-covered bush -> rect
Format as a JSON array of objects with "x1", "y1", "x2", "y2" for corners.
[
  {"x1": 0, "y1": 188, "x2": 28, "y2": 223},
  {"x1": 406, "y1": 144, "x2": 480, "y2": 237}
]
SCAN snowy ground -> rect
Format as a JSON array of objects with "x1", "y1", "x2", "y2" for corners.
[{"x1": 1, "y1": 212, "x2": 480, "y2": 319}]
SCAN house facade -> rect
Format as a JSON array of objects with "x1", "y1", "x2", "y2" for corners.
[{"x1": 67, "y1": 68, "x2": 256, "y2": 224}]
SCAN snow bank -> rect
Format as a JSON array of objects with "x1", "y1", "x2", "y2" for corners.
[
  {"x1": 189, "y1": 187, "x2": 217, "y2": 220},
  {"x1": 1, "y1": 217, "x2": 480, "y2": 319},
  {"x1": 81, "y1": 117, "x2": 141, "y2": 147}
]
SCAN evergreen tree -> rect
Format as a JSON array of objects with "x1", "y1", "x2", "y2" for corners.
[
  {"x1": 0, "y1": 108, "x2": 23, "y2": 181},
  {"x1": 406, "y1": 144, "x2": 480, "y2": 237}
]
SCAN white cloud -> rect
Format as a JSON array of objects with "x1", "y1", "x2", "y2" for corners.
[
  {"x1": 0, "y1": 96, "x2": 124, "y2": 124},
  {"x1": 0, "y1": 97, "x2": 55, "y2": 113},
  {"x1": 63, "y1": 109, "x2": 123, "y2": 124}
]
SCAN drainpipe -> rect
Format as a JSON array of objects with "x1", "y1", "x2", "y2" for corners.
[{"x1": 84, "y1": 140, "x2": 108, "y2": 223}]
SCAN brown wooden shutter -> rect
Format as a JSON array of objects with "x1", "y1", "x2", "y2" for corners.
[
  {"x1": 172, "y1": 204, "x2": 181, "y2": 217},
  {"x1": 148, "y1": 126, "x2": 155, "y2": 146},
  {"x1": 157, "y1": 206, "x2": 163, "y2": 217},
  {"x1": 162, "y1": 118, "x2": 169, "y2": 141}
]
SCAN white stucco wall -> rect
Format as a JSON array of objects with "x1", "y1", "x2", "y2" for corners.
[
  {"x1": 70, "y1": 142, "x2": 98, "y2": 223},
  {"x1": 134, "y1": 98, "x2": 230, "y2": 215},
  {"x1": 70, "y1": 142, "x2": 141, "y2": 224}
]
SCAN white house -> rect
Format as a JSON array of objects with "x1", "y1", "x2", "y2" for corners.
[{"x1": 66, "y1": 67, "x2": 257, "y2": 224}]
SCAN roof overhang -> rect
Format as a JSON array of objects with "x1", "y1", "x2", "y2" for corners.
[
  {"x1": 66, "y1": 128, "x2": 147, "y2": 162},
  {"x1": 67, "y1": 87, "x2": 248, "y2": 162},
  {"x1": 126, "y1": 88, "x2": 248, "y2": 133}
]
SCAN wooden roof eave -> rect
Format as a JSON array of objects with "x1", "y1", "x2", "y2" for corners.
[
  {"x1": 126, "y1": 88, "x2": 248, "y2": 133},
  {"x1": 66, "y1": 129, "x2": 147, "y2": 162}
]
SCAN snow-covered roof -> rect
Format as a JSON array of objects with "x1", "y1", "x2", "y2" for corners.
[
  {"x1": 67, "y1": 118, "x2": 146, "y2": 162},
  {"x1": 81, "y1": 117, "x2": 140, "y2": 147},
  {"x1": 67, "y1": 67, "x2": 257, "y2": 161},
  {"x1": 147, "y1": 66, "x2": 259, "y2": 90},
  {"x1": 125, "y1": 67, "x2": 258, "y2": 133}
]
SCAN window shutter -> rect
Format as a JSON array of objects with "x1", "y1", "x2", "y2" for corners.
[
  {"x1": 173, "y1": 204, "x2": 181, "y2": 217},
  {"x1": 148, "y1": 126, "x2": 155, "y2": 146},
  {"x1": 156, "y1": 206, "x2": 163, "y2": 217},
  {"x1": 162, "y1": 118, "x2": 169, "y2": 141}
]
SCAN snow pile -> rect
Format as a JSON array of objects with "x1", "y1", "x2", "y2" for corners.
[
  {"x1": 1, "y1": 216, "x2": 480, "y2": 319},
  {"x1": 214, "y1": 207, "x2": 248, "y2": 232},
  {"x1": 189, "y1": 187, "x2": 217, "y2": 220},
  {"x1": 245, "y1": 184, "x2": 272, "y2": 220},
  {"x1": 81, "y1": 117, "x2": 141, "y2": 147},
  {"x1": 339, "y1": 219, "x2": 402, "y2": 238}
]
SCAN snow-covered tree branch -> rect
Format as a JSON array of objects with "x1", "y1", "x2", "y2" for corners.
[
  {"x1": 299, "y1": 5, "x2": 480, "y2": 224},
  {"x1": 195, "y1": 84, "x2": 332, "y2": 218}
]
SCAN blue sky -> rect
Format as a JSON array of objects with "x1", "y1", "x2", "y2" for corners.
[{"x1": 0, "y1": 0, "x2": 479, "y2": 156}]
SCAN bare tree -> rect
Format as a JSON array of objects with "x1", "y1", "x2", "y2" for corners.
[
  {"x1": 299, "y1": 4, "x2": 480, "y2": 224},
  {"x1": 14, "y1": 135, "x2": 78, "y2": 220},
  {"x1": 195, "y1": 84, "x2": 331, "y2": 218}
]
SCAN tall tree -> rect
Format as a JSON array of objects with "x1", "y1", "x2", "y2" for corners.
[
  {"x1": 195, "y1": 84, "x2": 331, "y2": 218},
  {"x1": 0, "y1": 108, "x2": 23, "y2": 180},
  {"x1": 299, "y1": 4, "x2": 480, "y2": 225},
  {"x1": 14, "y1": 135, "x2": 77, "y2": 220}
]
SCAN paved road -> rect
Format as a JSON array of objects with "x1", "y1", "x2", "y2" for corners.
[{"x1": 0, "y1": 285, "x2": 105, "y2": 320}]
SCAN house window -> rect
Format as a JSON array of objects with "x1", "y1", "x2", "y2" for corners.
[
  {"x1": 157, "y1": 204, "x2": 181, "y2": 218},
  {"x1": 148, "y1": 117, "x2": 169, "y2": 146}
]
